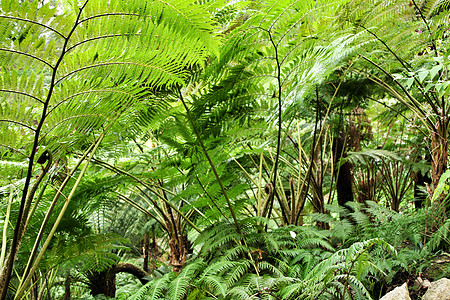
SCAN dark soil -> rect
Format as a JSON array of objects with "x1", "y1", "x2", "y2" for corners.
[{"x1": 382, "y1": 253, "x2": 450, "y2": 300}]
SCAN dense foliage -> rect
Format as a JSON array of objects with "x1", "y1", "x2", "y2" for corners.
[{"x1": 1, "y1": 0, "x2": 450, "y2": 299}]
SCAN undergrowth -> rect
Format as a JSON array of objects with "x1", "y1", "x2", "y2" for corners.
[{"x1": 73, "y1": 204, "x2": 450, "y2": 299}]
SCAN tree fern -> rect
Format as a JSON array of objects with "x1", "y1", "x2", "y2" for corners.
[{"x1": 0, "y1": 0, "x2": 219, "y2": 296}]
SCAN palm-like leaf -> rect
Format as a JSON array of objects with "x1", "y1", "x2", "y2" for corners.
[{"x1": 0, "y1": 0, "x2": 218, "y2": 296}]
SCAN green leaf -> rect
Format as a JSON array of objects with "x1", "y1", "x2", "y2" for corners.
[
  {"x1": 418, "y1": 70, "x2": 429, "y2": 83},
  {"x1": 432, "y1": 169, "x2": 450, "y2": 202},
  {"x1": 430, "y1": 64, "x2": 443, "y2": 80},
  {"x1": 424, "y1": 82, "x2": 434, "y2": 93},
  {"x1": 404, "y1": 77, "x2": 414, "y2": 89},
  {"x1": 433, "y1": 56, "x2": 444, "y2": 64}
]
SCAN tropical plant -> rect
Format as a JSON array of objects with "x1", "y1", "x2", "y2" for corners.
[
  {"x1": 337, "y1": 0, "x2": 450, "y2": 199},
  {"x1": 2, "y1": 0, "x2": 450, "y2": 299},
  {"x1": 0, "y1": 0, "x2": 217, "y2": 297}
]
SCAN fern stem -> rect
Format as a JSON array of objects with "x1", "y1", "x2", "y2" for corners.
[
  {"x1": 296, "y1": 87, "x2": 320, "y2": 223},
  {"x1": 0, "y1": 15, "x2": 66, "y2": 38},
  {"x1": 78, "y1": 12, "x2": 140, "y2": 25},
  {"x1": 0, "y1": 89, "x2": 44, "y2": 104},
  {"x1": 91, "y1": 158, "x2": 201, "y2": 233},
  {"x1": 265, "y1": 29, "x2": 283, "y2": 224},
  {"x1": 0, "y1": 119, "x2": 35, "y2": 131},
  {"x1": 55, "y1": 61, "x2": 178, "y2": 86},
  {"x1": 360, "y1": 25, "x2": 439, "y2": 108},
  {"x1": 195, "y1": 175, "x2": 231, "y2": 224},
  {"x1": 341, "y1": 241, "x2": 376, "y2": 300},
  {"x1": 117, "y1": 194, "x2": 167, "y2": 230},
  {"x1": 66, "y1": 33, "x2": 138, "y2": 53},
  {"x1": 46, "y1": 88, "x2": 136, "y2": 116},
  {"x1": 19, "y1": 134, "x2": 99, "y2": 297},
  {"x1": 411, "y1": 0, "x2": 438, "y2": 57},
  {"x1": 178, "y1": 87, "x2": 242, "y2": 234},
  {"x1": 23, "y1": 181, "x2": 49, "y2": 234},
  {"x1": 0, "y1": 2, "x2": 89, "y2": 298},
  {"x1": 159, "y1": 180, "x2": 182, "y2": 253},
  {"x1": 15, "y1": 129, "x2": 105, "y2": 300},
  {"x1": 0, "y1": 48, "x2": 53, "y2": 68},
  {"x1": 360, "y1": 55, "x2": 437, "y2": 131},
  {"x1": 0, "y1": 144, "x2": 27, "y2": 156},
  {"x1": 0, "y1": 190, "x2": 13, "y2": 270}
]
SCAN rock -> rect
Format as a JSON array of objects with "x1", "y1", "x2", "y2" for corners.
[
  {"x1": 414, "y1": 277, "x2": 432, "y2": 289},
  {"x1": 380, "y1": 283, "x2": 411, "y2": 300},
  {"x1": 423, "y1": 279, "x2": 432, "y2": 288},
  {"x1": 414, "y1": 277, "x2": 423, "y2": 288},
  {"x1": 422, "y1": 278, "x2": 450, "y2": 300}
]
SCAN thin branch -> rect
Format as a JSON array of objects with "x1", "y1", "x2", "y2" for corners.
[
  {"x1": 66, "y1": 33, "x2": 138, "y2": 53},
  {"x1": 0, "y1": 16, "x2": 66, "y2": 39},
  {"x1": 55, "y1": 61, "x2": 178, "y2": 86},
  {"x1": 78, "y1": 13, "x2": 140, "y2": 25},
  {"x1": 0, "y1": 48, "x2": 53, "y2": 69},
  {"x1": 0, "y1": 119, "x2": 35, "y2": 131},
  {"x1": 178, "y1": 87, "x2": 241, "y2": 234},
  {"x1": 265, "y1": 29, "x2": 283, "y2": 222},
  {"x1": 0, "y1": 89, "x2": 44, "y2": 104},
  {"x1": 0, "y1": 144, "x2": 27, "y2": 157}
]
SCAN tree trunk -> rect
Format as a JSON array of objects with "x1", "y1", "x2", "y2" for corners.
[
  {"x1": 143, "y1": 233, "x2": 149, "y2": 272},
  {"x1": 87, "y1": 268, "x2": 116, "y2": 298},
  {"x1": 87, "y1": 263, "x2": 150, "y2": 298},
  {"x1": 169, "y1": 235, "x2": 190, "y2": 273},
  {"x1": 414, "y1": 170, "x2": 431, "y2": 209},
  {"x1": 431, "y1": 125, "x2": 448, "y2": 197},
  {"x1": 63, "y1": 276, "x2": 71, "y2": 300},
  {"x1": 115, "y1": 263, "x2": 150, "y2": 284},
  {"x1": 333, "y1": 134, "x2": 354, "y2": 207},
  {"x1": 311, "y1": 137, "x2": 328, "y2": 229}
]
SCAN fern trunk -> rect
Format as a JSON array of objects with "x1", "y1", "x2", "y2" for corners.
[
  {"x1": 414, "y1": 169, "x2": 431, "y2": 209},
  {"x1": 87, "y1": 268, "x2": 116, "y2": 298},
  {"x1": 63, "y1": 276, "x2": 71, "y2": 300},
  {"x1": 169, "y1": 235, "x2": 190, "y2": 273},
  {"x1": 143, "y1": 233, "x2": 149, "y2": 273},
  {"x1": 87, "y1": 263, "x2": 150, "y2": 297},
  {"x1": 428, "y1": 120, "x2": 449, "y2": 224},
  {"x1": 431, "y1": 122, "x2": 449, "y2": 203},
  {"x1": 333, "y1": 133, "x2": 354, "y2": 207}
]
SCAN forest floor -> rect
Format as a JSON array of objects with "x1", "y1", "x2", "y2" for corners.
[{"x1": 387, "y1": 253, "x2": 450, "y2": 299}]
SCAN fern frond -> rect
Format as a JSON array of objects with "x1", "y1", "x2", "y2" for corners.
[
  {"x1": 197, "y1": 275, "x2": 227, "y2": 297},
  {"x1": 224, "y1": 261, "x2": 251, "y2": 287},
  {"x1": 129, "y1": 272, "x2": 171, "y2": 300},
  {"x1": 167, "y1": 275, "x2": 190, "y2": 300}
]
